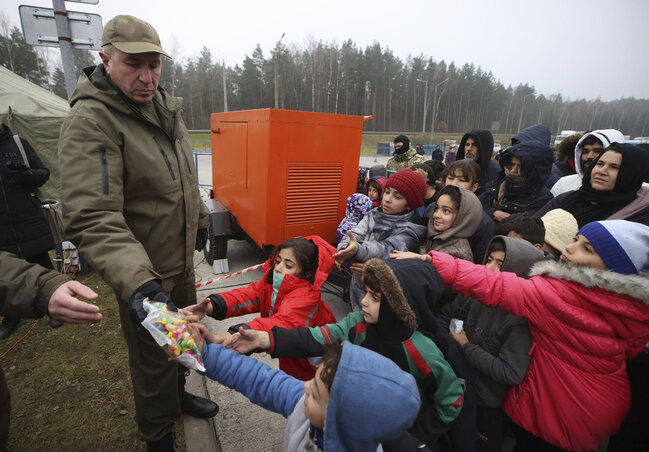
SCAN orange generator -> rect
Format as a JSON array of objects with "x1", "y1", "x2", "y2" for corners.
[{"x1": 206, "y1": 109, "x2": 369, "y2": 261}]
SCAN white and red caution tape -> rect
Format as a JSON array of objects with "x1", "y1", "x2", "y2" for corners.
[{"x1": 195, "y1": 263, "x2": 264, "y2": 289}]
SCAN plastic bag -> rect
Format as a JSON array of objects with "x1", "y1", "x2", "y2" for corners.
[
  {"x1": 141, "y1": 300, "x2": 206, "y2": 372},
  {"x1": 449, "y1": 318, "x2": 464, "y2": 334}
]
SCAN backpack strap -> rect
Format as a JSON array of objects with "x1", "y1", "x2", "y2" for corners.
[{"x1": 13, "y1": 135, "x2": 30, "y2": 167}]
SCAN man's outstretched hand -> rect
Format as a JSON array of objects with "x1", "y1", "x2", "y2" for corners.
[{"x1": 49, "y1": 281, "x2": 102, "y2": 324}]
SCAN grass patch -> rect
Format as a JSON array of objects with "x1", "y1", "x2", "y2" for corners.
[{"x1": 2, "y1": 271, "x2": 186, "y2": 451}]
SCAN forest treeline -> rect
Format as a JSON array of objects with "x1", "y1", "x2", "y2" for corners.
[{"x1": 2, "y1": 23, "x2": 648, "y2": 137}]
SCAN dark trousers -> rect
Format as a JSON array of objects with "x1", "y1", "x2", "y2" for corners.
[
  {"x1": 118, "y1": 269, "x2": 197, "y2": 442},
  {"x1": 0, "y1": 366, "x2": 9, "y2": 451},
  {"x1": 476, "y1": 406, "x2": 508, "y2": 452},
  {"x1": 607, "y1": 352, "x2": 649, "y2": 452},
  {"x1": 512, "y1": 423, "x2": 569, "y2": 452}
]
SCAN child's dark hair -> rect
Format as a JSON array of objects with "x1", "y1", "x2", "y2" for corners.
[
  {"x1": 271, "y1": 237, "x2": 319, "y2": 283},
  {"x1": 414, "y1": 161, "x2": 446, "y2": 187},
  {"x1": 366, "y1": 179, "x2": 382, "y2": 198},
  {"x1": 361, "y1": 268, "x2": 382, "y2": 296},
  {"x1": 319, "y1": 342, "x2": 343, "y2": 392},
  {"x1": 446, "y1": 159, "x2": 481, "y2": 186},
  {"x1": 487, "y1": 237, "x2": 507, "y2": 256},
  {"x1": 495, "y1": 213, "x2": 545, "y2": 246},
  {"x1": 435, "y1": 185, "x2": 462, "y2": 210}
]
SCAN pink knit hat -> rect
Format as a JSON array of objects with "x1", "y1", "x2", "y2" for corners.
[{"x1": 385, "y1": 169, "x2": 427, "y2": 209}]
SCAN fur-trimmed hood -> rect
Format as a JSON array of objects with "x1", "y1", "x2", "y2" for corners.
[
  {"x1": 529, "y1": 259, "x2": 649, "y2": 305},
  {"x1": 362, "y1": 258, "x2": 418, "y2": 331}
]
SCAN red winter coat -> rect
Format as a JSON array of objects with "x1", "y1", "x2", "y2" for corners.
[
  {"x1": 220, "y1": 235, "x2": 337, "y2": 380},
  {"x1": 430, "y1": 251, "x2": 649, "y2": 451}
]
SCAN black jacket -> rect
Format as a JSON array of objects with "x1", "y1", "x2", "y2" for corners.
[
  {"x1": 512, "y1": 124, "x2": 561, "y2": 189},
  {"x1": 480, "y1": 141, "x2": 554, "y2": 218},
  {"x1": 457, "y1": 130, "x2": 499, "y2": 195},
  {"x1": 0, "y1": 124, "x2": 54, "y2": 258}
]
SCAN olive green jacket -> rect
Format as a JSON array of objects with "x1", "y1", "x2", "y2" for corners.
[
  {"x1": 386, "y1": 147, "x2": 427, "y2": 171},
  {"x1": 0, "y1": 251, "x2": 69, "y2": 318},
  {"x1": 59, "y1": 65, "x2": 209, "y2": 302}
]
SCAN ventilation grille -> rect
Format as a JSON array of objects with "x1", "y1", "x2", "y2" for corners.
[{"x1": 286, "y1": 163, "x2": 342, "y2": 225}]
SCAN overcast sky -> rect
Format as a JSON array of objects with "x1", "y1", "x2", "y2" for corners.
[{"x1": 3, "y1": 0, "x2": 648, "y2": 101}]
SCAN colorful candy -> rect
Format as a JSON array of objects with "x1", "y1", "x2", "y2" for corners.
[{"x1": 141, "y1": 300, "x2": 205, "y2": 372}]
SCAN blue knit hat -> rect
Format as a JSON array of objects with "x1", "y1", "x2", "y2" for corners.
[{"x1": 578, "y1": 220, "x2": 649, "y2": 275}]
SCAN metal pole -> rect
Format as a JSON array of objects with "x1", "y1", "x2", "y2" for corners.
[
  {"x1": 274, "y1": 33, "x2": 285, "y2": 109},
  {"x1": 416, "y1": 79, "x2": 428, "y2": 135},
  {"x1": 222, "y1": 57, "x2": 228, "y2": 112},
  {"x1": 429, "y1": 78, "x2": 449, "y2": 145},
  {"x1": 52, "y1": 0, "x2": 76, "y2": 98}
]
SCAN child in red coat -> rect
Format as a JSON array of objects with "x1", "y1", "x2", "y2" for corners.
[
  {"x1": 183, "y1": 235, "x2": 337, "y2": 380},
  {"x1": 392, "y1": 220, "x2": 649, "y2": 451}
]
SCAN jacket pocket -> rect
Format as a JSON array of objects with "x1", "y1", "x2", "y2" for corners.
[
  {"x1": 100, "y1": 147, "x2": 109, "y2": 194},
  {"x1": 154, "y1": 137, "x2": 176, "y2": 181}
]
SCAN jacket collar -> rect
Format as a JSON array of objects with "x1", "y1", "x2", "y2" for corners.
[{"x1": 529, "y1": 260, "x2": 649, "y2": 304}]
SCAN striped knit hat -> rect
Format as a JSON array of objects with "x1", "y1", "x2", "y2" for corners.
[{"x1": 578, "y1": 220, "x2": 649, "y2": 275}]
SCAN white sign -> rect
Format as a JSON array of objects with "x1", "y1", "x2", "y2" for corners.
[{"x1": 19, "y1": 5, "x2": 103, "y2": 50}]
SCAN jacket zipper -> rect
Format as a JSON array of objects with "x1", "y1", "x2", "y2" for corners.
[
  {"x1": 100, "y1": 148, "x2": 109, "y2": 194},
  {"x1": 170, "y1": 113, "x2": 192, "y2": 174},
  {"x1": 154, "y1": 137, "x2": 176, "y2": 181}
]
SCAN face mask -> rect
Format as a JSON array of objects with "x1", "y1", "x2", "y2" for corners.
[{"x1": 272, "y1": 270, "x2": 285, "y2": 292}]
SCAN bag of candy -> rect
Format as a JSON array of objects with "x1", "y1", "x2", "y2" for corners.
[{"x1": 141, "y1": 300, "x2": 205, "y2": 372}]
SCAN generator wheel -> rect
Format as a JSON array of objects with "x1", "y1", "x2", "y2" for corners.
[{"x1": 204, "y1": 226, "x2": 228, "y2": 265}]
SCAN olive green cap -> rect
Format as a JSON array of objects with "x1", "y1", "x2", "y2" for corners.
[{"x1": 101, "y1": 15, "x2": 171, "y2": 58}]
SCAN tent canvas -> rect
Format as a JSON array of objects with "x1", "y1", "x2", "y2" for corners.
[{"x1": 0, "y1": 64, "x2": 70, "y2": 199}]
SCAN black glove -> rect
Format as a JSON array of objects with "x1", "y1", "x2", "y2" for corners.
[
  {"x1": 195, "y1": 228, "x2": 208, "y2": 252},
  {"x1": 128, "y1": 280, "x2": 177, "y2": 324}
]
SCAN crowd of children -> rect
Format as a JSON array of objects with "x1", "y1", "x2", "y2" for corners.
[{"x1": 176, "y1": 130, "x2": 649, "y2": 452}]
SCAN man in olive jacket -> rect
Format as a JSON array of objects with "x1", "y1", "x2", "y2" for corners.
[{"x1": 58, "y1": 15, "x2": 216, "y2": 449}]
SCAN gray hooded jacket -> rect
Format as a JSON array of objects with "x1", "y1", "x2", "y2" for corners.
[
  {"x1": 437, "y1": 236, "x2": 546, "y2": 408},
  {"x1": 424, "y1": 187, "x2": 483, "y2": 261}
]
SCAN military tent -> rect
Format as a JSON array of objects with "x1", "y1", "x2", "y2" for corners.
[{"x1": 0, "y1": 64, "x2": 70, "y2": 199}]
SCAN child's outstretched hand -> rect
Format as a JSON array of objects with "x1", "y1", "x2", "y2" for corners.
[
  {"x1": 180, "y1": 298, "x2": 212, "y2": 322},
  {"x1": 389, "y1": 250, "x2": 431, "y2": 262},
  {"x1": 333, "y1": 231, "x2": 359, "y2": 269},
  {"x1": 187, "y1": 323, "x2": 207, "y2": 352},
  {"x1": 450, "y1": 329, "x2": 469, "y2": 346},
  {"x1": 227, "y1": 327, "x2": 271, "y2": 354}
]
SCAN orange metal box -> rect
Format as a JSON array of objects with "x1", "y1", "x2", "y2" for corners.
[{"x1": 210, "y1": 109, "x2": 368, "y2": 249}]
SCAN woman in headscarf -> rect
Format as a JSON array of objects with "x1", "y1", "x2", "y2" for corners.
[{"x1": 536, "y1": 143, "x2": 649, "y2": 227}]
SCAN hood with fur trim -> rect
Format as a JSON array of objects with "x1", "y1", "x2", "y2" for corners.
[
  {"x1": 361, "y1": 258, "x2": 418, "y2": 332},
  {"x1": 529, "y1": 259, "x2": 649, "y2": 305}
]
